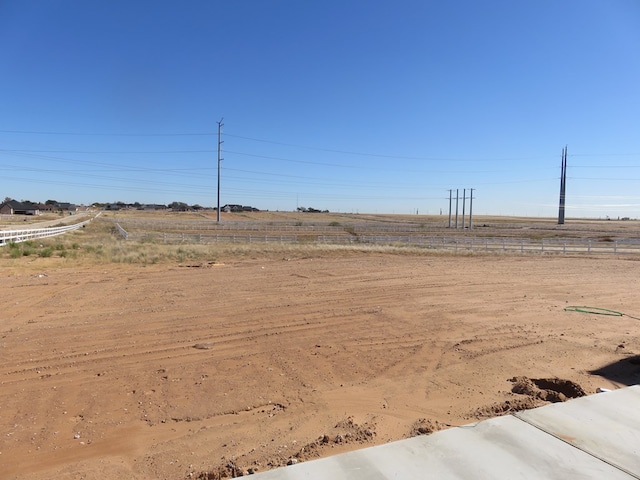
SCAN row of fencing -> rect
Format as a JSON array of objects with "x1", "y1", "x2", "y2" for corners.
[
  {"x1": 2, "y1": 217, "x2": 637, "y2": 255},
  {"x1": 115, "y1": 225, "x2": 640, "y2": 255},
  {"x1": 0, "y1": 217, "x2": 95, "y2": 246},
  {"x1": 111, "y1": 219, "x2": 448, "y2": 233}
]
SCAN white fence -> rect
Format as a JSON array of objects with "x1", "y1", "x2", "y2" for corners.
[{"x1": 0, "y1": 217, "x2": 95, "y2": 246}]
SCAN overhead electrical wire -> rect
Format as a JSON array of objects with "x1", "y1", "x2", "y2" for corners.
[
  {"x1": 3, "y1": 128, "x2": 638, "y2": 210},
  {"x1": 224, "y1": 132, "x2": 553, "y2": 162},
  {"x1": 0, "y1": 129, "x2": 214, "y2": 136},
  {"x1": 0, "y1": 149, "x2": 216, "y2": 154}
]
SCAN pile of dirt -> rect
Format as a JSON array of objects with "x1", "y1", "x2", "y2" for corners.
[
  {"x1": 408, "y1": 418, "x2": 444, "y2": 437},
  {"x1": 196, "y1": 417, "x2": 377, "y2": 478},
  {"x1": 510, "y1": 376, "x2": 587, "y2": 403},
  {"x1": 471, "y1": 397, "x2": 542, "y2": 419}
]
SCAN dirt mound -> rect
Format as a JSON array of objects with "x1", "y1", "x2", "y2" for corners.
[
  {"x1": 196, "y1": 417, "x2": 377, "y2": 478},
  {"x1": 471, "y1": 397, "x2": 542, "y2": 419},
  {"x1": 408, "y1": 418, "x2": 444, "y2": 437},
  {"x1": 471, "y1": 376, "x2": 586, "y2": 419},
  {"x1": 510, "y1": 376, "x2": 586, "y2": 403}
]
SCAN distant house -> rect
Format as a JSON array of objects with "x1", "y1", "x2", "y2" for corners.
[
  {"x1": 222, "y1": 204, "x2": 259, "y2": 213},
  {"x1": 0, "y1": 200, "x2": 40, "y2": 215},
  {"x1": 141, "y1": 204, "x2": 167, "y2": 211},
  {"x1": 38, "y1": 203, "x2": 55, "y2": 213},
  {"x1": 56, "y1": 202, "x2": 77, "y2": 212},
  {"x1": 171, "y1": 204, "x2": 191, "y2": 212}
]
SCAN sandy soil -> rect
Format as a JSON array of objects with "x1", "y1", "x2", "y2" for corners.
[{"x1": 1, "y1": 253, "x2": 639, "y2": 479}]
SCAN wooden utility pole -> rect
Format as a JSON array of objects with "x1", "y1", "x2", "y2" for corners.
[{"x1": 217, "y1": 118, "x2": 224, "y2": 223}]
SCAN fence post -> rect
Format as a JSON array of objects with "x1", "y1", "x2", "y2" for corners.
[{"x1": 588, "y1": 239, "x2": 591, "y2": 253}]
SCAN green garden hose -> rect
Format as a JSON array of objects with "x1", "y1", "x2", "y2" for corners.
[{"x1": 564, "y1": 305, "x2": 640, "y2": 320}]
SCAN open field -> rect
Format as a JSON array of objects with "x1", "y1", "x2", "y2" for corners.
[{"x1": 1, "y1": 213, "x2": 639, "y2": 479}]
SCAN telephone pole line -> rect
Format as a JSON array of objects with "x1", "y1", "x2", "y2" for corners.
[
  {"x1": 448, "y1": 188, "x2": 475, "y2": 229},
  {"x1": 216, "y1": 118, "x2": 224, "y2": 223}
]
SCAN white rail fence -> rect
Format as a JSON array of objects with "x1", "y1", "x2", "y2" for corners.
[
  {"x1": 0, "y1": 217, "x2": 95, "y2": 246},
  {"x1": 114, "y1": 226, "x2": 640, "y2": 255}
]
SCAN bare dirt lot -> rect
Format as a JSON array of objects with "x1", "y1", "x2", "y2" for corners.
[{"x1": 1, "y1": 248, "x2": 639, "y2": 479}]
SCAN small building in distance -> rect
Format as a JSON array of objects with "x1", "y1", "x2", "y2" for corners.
[
  {"x1": 0, "y1": 200, "x2": 41, "y2": 215},
  {"x1": 221, "y1": 204, "x2": 260, "y2": 213}
]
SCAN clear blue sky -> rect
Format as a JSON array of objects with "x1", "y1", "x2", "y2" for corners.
[{"x1": 1, "y1": 0, "x2": 639, "y2": 217}]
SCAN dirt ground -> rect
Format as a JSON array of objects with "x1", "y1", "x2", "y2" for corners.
[{"x1": 1, "y1": 252, "x2": 639, "y2": 479}]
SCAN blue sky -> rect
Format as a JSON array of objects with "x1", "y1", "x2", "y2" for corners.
[{"x1": 1, "y1": 0, "x2": 639, "y2": 217}]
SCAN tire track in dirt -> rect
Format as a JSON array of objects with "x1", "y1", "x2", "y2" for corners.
[{"x1": 2, "y1": 255, "x2": 639, "y2": 479}]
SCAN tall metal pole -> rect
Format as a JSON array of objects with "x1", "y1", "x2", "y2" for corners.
[
  {"x1": 216, "y1": 118, "x2": 224, "y2": 223},
  {"x1": 469, "y1": 188, "x2": 474, "y2": 230},
  {"x1": 455, "y1": 189, "x2": 459, "y2": 229},
  {"x1": 448, "y1": 189, "x2": 452, "y2": 228},
  {"x1": 462, "y1": 188, "x2": 466, "y2": 229},
  {"x1": 558, "y1": 145, "x2": 567, "y2": 225}
]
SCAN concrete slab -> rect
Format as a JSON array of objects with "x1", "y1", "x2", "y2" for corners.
[
  {"x1": 250, "y1": 386, "x2": 640, "y2": 479},
  {"x1": 515, "y1": 385, "x2": 640, "y2": 477}
]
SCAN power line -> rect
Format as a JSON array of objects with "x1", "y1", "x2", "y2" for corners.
[
  {"x1": 1, "y1": 175, "x2": 214, "y2": 196},
  {"x1": 2, "y1": 128, "x2": 638, "y2": 160},
  {"x1": 1, "y1": 150, "x2": 213, "y2": 176},
  {"x1": 0, "y1": 129, "x2": 214, "y2": 136},
  {"x1": 0, "y1": 149, "x2": 215, "y2": 154},
  {"x1": 224, "y1": 150, "x2": 558, "y2": 174},
  {"x1": 224, "y1": 132, "x2": 551, "y2": 162},
  {"x1": 570, "y1": 153, "x2": 640, "y2": 157}
]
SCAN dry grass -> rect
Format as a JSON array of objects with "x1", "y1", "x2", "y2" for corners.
[
  {"x1": 2, "y1": 210, "x2": 638, "y2": 269},
  {"x1": 1, "y1": 216, "x2": 446, "y2": 270}
]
